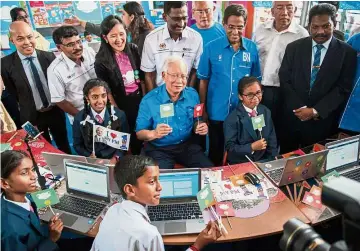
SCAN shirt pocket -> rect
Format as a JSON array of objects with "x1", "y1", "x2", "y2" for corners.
[{"x1": 238, "y1": 61, "x2": 252, "y2": 76}]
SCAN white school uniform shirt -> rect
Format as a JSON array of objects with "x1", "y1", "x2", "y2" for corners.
[
  {"x1": 253, "y1": 20, "x2": 309, "y2": 87},
  {"x1": 3, "y1": 196, "x2": 31, "y2": 211},
  {"x1": 47, "y1": 46, "x2": 97, "y2": 123},
  {"x1": 91, "y1": 200, "x2": 193, "y2": 251},
  {"x1": 140, "y1": 24, "x2": 203, "y2": 86}
]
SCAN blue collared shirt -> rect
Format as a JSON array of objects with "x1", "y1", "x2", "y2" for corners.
[
  {"x1": 18, "y1": 50, "x2": 51, "y2": 110},
  {"x1": 197, "y1": 36, "x2": 261, "y2": 121},
  {"x1": 190, "y1": 22, "x2": 226, "y2": 47},
  {"x1": 136, "y1": 84, "x2": 199, "y2": 147}
]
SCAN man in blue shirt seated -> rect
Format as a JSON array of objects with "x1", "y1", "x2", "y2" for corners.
[
  {"x1": 191, "y1": 1, "x2": 225, "y2": 47},
  {"x1": 197, "y1": 4, "x2": 261, "y2": 166},
  {"x1": 136, "y1": 56, "x2": 213, "y2": 169}
]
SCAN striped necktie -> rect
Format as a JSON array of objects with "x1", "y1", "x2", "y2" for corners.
[{"x1": 310, "y1": 44, "x2": 324, "y2": 89}]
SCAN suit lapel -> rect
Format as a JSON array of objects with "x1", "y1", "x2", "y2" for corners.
[
  {"x1": 14, "y1": 53, "x2": 32, "y2": 89},
  {"x1": 237, "y1": 105, "x2": 257, "y2": 141},
  {"x1": 301, "y1": 37, "x2": 313, "y2": 88}
]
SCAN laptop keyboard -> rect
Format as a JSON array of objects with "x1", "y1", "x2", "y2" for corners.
[
  {"x1": 53, "y1": 195, "x2": 106, "y2": 219},
  {"x1": 342, "y1": 169, "x2": 360, "y2": 182},
  {"x1": 148, "y1": 203, "x2": 202, "y2": 221},
  {"x1": 265, "y1": 168, "x2": 283, "y2": 183}
]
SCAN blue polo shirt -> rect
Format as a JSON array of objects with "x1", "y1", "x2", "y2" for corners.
[
  {"x1": 190, "y1": 22, "x2": 226, "y2": 47},
  {"x1": 197, "y1": 36, "x2": 261, "y2": 121},
  {"x1": 339, "y1": 33, "x2": 360, "y2": 133},
  {"x1": 135, "y1": 84, "x2": 200, "y2": 147}
]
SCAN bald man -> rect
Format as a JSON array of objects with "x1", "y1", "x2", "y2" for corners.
[{"x1": 1, "y1": 21, "x2": 71, "y2": 153}]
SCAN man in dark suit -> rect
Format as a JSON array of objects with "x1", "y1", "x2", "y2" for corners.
[
  {"x1": 278, "y1": 4, "x2": 357, "y2": 153},
  {"x1": 1, "y1": 21, "x2": 71, "y2": 153}
]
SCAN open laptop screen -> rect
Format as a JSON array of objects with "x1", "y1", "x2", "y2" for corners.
[
  {"x1": 65, "y1": 162, "x2": 108, "y2": 198},
  {"x1": 160, "y1": 171, "x2": 199, "y2": 199},
  {"x1": 326, "y1": 137, "x2": 359, "y2": 171}
]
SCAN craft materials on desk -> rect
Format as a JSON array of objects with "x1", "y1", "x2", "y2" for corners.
[{"x1": 30, "y1": 188, "x2": 60, "y2": 215}]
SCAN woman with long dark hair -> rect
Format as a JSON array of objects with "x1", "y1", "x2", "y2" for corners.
[
  {"x1": 121, "y1": 1, "x2": 154, "y2": 56},
  {"x1": 95, "y1": 15, "x2": 143, "y2": 155}
]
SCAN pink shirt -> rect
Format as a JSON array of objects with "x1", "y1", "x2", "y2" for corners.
[{"x1": 115, "y1": 52, "x2": 139, "y2": 95}]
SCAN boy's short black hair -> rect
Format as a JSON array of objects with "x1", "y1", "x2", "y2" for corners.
[
  {"x1": 10, "y1": 7, "x2": 26, "y2": 22},
  {"x1": 114, "y1": 155, "x2": 158, "y2": 198},
  {"x1": 1, "y1": 150, "x2": 29, "y2": 179},
  {"x1": 163, "y1": 1, "x2": 187, "y2": 15},
  {"x1": 238, "y1": 76, "x2": 262, "y2": 95},
  {"x1": 52, "y1": 26, "x2": 79, "y2": 45}
]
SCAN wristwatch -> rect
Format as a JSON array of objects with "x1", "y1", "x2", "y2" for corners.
[{"x1": 312, "y1": 108, "x2": 319, "y2": 118}]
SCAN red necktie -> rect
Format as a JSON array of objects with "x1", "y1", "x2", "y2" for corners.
[
  {"x1": 249, "y1": 110, "x2": 257, "y2": 117},
  {"x1": 95, "y1": 114, "x2": 103, "y2": 124}
]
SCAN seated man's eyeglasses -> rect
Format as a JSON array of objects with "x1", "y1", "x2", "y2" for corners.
[
  {"x1": 166, "y1": 72, "x2": 187, "y2": 81},
  {"x1": 61, "y1": 39, "x2": 82, "y2": 48},
  {"x1": 194, "y1": 8, "x2": 212, "y2": 15},
  {"x1": 242, "y1": 90, "x2": 263, "y2": 100}
]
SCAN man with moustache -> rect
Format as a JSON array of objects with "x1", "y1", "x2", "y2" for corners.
[
  {"x1": 197, "y1": 4, "x2": 261, "y2": 166},
  {"x1": 279, "y1": 4, "x2": 357, "y2": 153},
  {"x1": 191, "y1": 1, "x2": 225, "y2": 47},
  {"x1": 47, "y1": 26, "x2": 97, "y2": 123},
  {"x1": 136, "y1": 56, "x2": 212, "y2": 170},
  {"x1": 141, "y1": 1, "x2": 203, "y2": 92},
  {"x1": 253, "y1": 1, "x2": 308, "y2": 124},
  {"x1": 1, "y1": 21, "x2": 71, "y2": 153}
]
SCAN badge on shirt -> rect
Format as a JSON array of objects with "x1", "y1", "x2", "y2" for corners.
[
  {"x1": 159, "y1": 43, "x2": 166, "y2": 50},
  {"x1": 160, "y1": 103, "x2": 174, "y2": 118}
]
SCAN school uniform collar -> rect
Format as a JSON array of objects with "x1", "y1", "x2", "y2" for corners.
[
  {"x1": 1, "y1": 194, "x2": 37, "y2": 219},
  {"x1": 219, "y1": 35, "x2": 247, "y2": 51},
  {"x1": 91, "y1": 107, "x2": 106, "y2": 121},
  {"x1": 159, "y1": 84, "x2": 187, "y2": 103},
  {"x1": 121, "y1": 200, "x2": 150, "y2": 223},
  {"x1": 3, "y1": 195, "x2": 31, "y2": 211},
  {"x1": 242, "y1": 104, "x2": 258, "y2": 115}
]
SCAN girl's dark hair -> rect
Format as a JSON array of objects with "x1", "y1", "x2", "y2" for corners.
[
  {"x1": 238, "y1": 76, "x2": 262, "y2": 95},
  {"x1": 82, "y1": 78, "x2": 112, "y2": 143},
  {"x1": 1, "y1": 150, "x2": 29, "y2": 179},
  {"x1": 114, "y1": 155, "x2": 158, "y2": 198},
  {"x1": 123, "y1": 2, "x2": 154, "y2": 43}
]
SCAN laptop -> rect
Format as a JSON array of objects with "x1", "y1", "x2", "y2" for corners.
[
  {"x1": 40, "y1": 160, "x2": 111, "y2": 233},
  {"x1": 325, "y1": 135, "x2": 360, "y2": 182},
  {"x1": 147, "y1": 168, "x2": 204, "y2": 235},
  {"x1": 258, "y1": 150, "x2": 329, "y2": 186},
  {"x1": 42, "y1": 152, "x2": 87, "y2": 176},
  {"x1": 86, "y1": 157, "x2": 111, "y2": 166}
]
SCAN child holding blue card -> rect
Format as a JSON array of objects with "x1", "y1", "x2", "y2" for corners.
[
  {"x1": 91, "y1": 155, "x2": 221, "y2": 251},
  {"x1": 224, "y1": 77, "x2": 278, "y2": 164},
  {"x1": 1, "y1": 150, "x2": 63, "y2": 251}
]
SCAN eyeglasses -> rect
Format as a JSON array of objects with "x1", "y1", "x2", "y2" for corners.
[
  {"x1": 61, "y1": 39, "x2": 82, "y2": 48},
  {"x1": 166, "y1": 72, "x2": 187, "y2": 81},
  {"x1": 16, "y1": 15, "x2": 29, "y2": 20},
  {"x1": 242, "y1": 90, "x2": 263, "y2": 100},
  {"x1": 194, "y1": 8, "x2": 212, "y2": 15},
  {"x1": 225, "y1": 24, "x2": 245, "y2": 32},
  {"x1": 167, "y1": 15, "x2": 188, "y2": 23}
]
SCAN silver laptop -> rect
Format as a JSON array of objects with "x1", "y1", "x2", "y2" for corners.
[
  {"x1": 86, "y1": 157, "x2": 111, "y2": 166},
  {"x1": 258, "y1": 150, "x2": 329, "y2": 186},
  {"x1": 42, "y1": 152, "x2": 87, "y2": 176},
  {"x1": 40, "y1": 160, "x2": 111, "y2": 233},
  {"x1": 147, "y1": 168, "x2": 204, "y2": 235},
  {"x1": 325, "y1": 135, "x2": 360, "y2": 182}
]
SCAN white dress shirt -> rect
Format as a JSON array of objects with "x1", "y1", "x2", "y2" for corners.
[
  {"x1": 140, "y1": 24, "x2": 203, "y2": 86},
  {"x1": 311, "y1": 37, "x2": 332, "y2": 72},
  {"x1": 243, "y1": 104, "x2": 258, "y2": 116},
  {"x1": 91, "y1": 107, "x2": 106, "y2": 122},
  {"x1": 3, "y1": 196, "x2": 31, "y2": 211},
  {"x1": 47, "y1": 46, "x2": 97, "y2": 123},
  {"x1": 253, "y1": 20, "x2": 309, "y2": 87}
]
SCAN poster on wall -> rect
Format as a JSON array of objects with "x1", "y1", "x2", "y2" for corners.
[
  {"x1": 73, "y1": 1, "x2": 103, "y2": 24},
  {"x1": 100, "y1": 1, "x2": 115, "y2": 18},
  {"x1": 59, "y1": 1, "x2": 75, "y2": 20},
  {"x1": 29, "y1": 1, "x2": 49, "y2": 27},
  {"x1": 44, "y1": 1, "x2": 62, "y2": 25},
  {"x1": 1, "y1": 1, "x2": 21, "y2": 51},
  {"x1": 148, "y1": 1, "x2": 165, "y2": 28},
  {"x1": 113, "y1": 1, "x2": 126, "y2": 16}
]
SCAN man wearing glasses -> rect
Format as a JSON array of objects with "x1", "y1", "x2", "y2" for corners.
[
  {"x1": 197, "y1": 4, "x2": 261, "y2": 166},
  {"x1": 47, "y1": 26, "x2": 97, "y2": 123},
  {"x1": 9, "y1": 7, "x2": 50, "y2": 51},
  {"x1": 141, "y1": 1, "x2": 203, "y2": 93},
  {"x1": 1, "y1": 21, "x2": 71, "y2": 153},
  {"x1": 136, "y1": 56, "x2": 213, "y2": 169},
  {"x1": 191, "y1": 1, "x2": 225, "y2": 47}
]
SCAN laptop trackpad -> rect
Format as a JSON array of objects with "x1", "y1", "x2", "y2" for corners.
[
  {"x1": 164, "y1": 222, "x2": 186, "y2": 233},
  {"x1": 59, "y1": 213, "x2": 78, "y2": 227}
]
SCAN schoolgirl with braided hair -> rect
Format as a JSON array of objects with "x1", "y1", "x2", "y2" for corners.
[{"x1": 72, "y1": 78, "x2": 129, "y2": 161}]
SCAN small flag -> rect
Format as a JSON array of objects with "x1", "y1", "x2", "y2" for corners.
[
  {"x1": 320, "y1": 170, "x2": 340, "y2": 183},
  {"x1": 30, "y1": 188, "x2": 59, "y2": 209},
  {"x1": 94, "y1": 125, "x2": 131, "y2": 151},
  {"x1": 251, "y1": 114, "x2": 266, "y2": 131},
  {"x1": 160, "y1": 103, "x2": 174, "y2": 118},
  {"x1": 193, "y1": 103, "x2": 204, "y2": 118},
  {"x1": 196, "y1": 184, "x2": 216, "y2": 211}
]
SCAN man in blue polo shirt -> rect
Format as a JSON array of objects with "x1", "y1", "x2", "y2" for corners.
[
  {"x1": 136, "y1": 56, "x2": 213, "y2": 169},
  {"x1": 339, "y1": 33, "x2": 360, "y2": 133},
  {"x1": 197, "y1": 4, "x2": 261, "y2": 166}
]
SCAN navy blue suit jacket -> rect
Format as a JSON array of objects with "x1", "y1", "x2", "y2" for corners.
[
  {"x1": 1, "y1": 195, "x2": 59, "y2": 251},
  {"x1": 224, "y1": 103, "x2": 278, "y2": 164}
]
